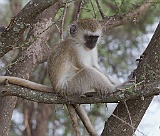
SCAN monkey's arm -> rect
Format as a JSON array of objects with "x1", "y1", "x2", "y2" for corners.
[
  {"x1": 93, "y1": 64, "x2": 121, "y2": 86},
  {"x1": 105, "y1": 74, "x2": 121, "y2": 86},
  {"x1": 93, "y1": 64, "x2": 103, "y2": 73},
  {"x1": 66, "y1": 66, "x2": 116, "y2": 96}
]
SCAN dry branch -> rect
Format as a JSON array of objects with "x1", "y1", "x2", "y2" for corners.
[
  {"x1": 95, "y1": 0, "x2": 105, "y2": 19},
  {"x1": 0, "y1": 76, "x2": 160, "y2": 104},
  {"x1": 101, "y1": 1, "x2": 156, "y2": 30}
]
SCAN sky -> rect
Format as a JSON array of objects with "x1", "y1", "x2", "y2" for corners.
[{"x1": 136, "y1": 96, "x2": 160, "y2": 136}]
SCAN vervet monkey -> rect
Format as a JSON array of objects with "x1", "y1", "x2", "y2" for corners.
[
  {"x1": 48, "y1": 18, "x2": 120, "y2": 96},
  {"x1": 47, "y1": 18, "x2": 120, "y2": 136}
]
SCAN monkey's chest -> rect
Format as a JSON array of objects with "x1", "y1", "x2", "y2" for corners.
[{"x1": 76, "y1": 48, "x2": 93, "y2": 67}]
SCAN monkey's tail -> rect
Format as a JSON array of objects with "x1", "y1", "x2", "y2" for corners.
[{"x1": 73, "y1": 104, "x2": 98, "y2": 136}]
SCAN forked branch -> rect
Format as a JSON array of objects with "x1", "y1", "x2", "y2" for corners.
[{"x1": 101, "y1": 1, "x2": 156, "y2": 30}]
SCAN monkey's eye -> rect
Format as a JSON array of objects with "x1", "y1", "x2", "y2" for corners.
[{"x1": 84, "y1": 35, "x2": 99, "y2": 42}]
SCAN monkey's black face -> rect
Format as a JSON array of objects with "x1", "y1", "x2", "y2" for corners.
[{"x1": 84, "y1": 35, "x2": 99, "y2": 50}]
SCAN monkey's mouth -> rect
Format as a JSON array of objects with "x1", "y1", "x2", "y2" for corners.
[{"x1": 85, "y1": 43, "x2": 96, "y2": 50}]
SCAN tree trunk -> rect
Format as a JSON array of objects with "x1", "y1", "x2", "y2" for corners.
[
  {"x1": 0, "y1": 1, "x2": 62, "y2": 135},
  {"x1": 101, "y1": 22, "x2": 160, "y2": 136}
]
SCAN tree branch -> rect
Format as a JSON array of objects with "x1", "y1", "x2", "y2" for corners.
[
  {"x1": 102, "y1": 21, "x2": 160, "y2": 136},
  {"x1": 0, "y1": 76, "x2": 160, "y2": 104},
  {"x1": 101, "y1": 1, "x2": 156, "y2": 30},
  {"x1": 95, "y1": 0, "x2": 105, "y2": 19},
  {"x1": 0, "y1": 1, "x2": 62, "y2": 136},
  {"x1": 0, "y1": 0, "x2": 59, "y2": 58}
]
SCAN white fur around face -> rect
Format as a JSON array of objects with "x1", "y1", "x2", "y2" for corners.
[
  {"x1": 71, "y1": 28, "x2": 102, "y2": 68},
  {"x1": 73, "y1": 28, "x2": 102, "y2": 47},
  {"x1": 76, "y1": 43, "x2": 99, "y2": 68}
]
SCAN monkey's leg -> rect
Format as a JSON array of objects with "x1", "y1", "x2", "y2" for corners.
[
  {"x1": 65, "y1": 67, "x2": 116, "y2": 136},
  {"x1": 67, "y1": 67, "x2": 116, "y2": 95}
]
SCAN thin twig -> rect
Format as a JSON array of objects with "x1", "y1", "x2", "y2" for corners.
[
  {"x1": 112, "y1": 0, "x2": 120, "y2": 14},
  {"x1": 119, "y1": 0, "x2": 125, "y2": 10},
  {"x1": 75, "y1": 0, "x2": 84, "y2": 21},
  {"x1": 95, "y1": 0, "x2": 105, "y2": 19},
  {"x1": 102, "y1": 1, "x2": 155, "y2": 30},
  {"x1": 89, "y1": 0, "x2": 96, "y2": 18},
  {"x1": 81, "y1": 7, "x2": 95, "y2": 17},
  {"x1": 123, "y1": 101, "x2": 134, "y2": 134},
  {"x1": 60, "y1": 0, "x2": 68, "y2": 41}
]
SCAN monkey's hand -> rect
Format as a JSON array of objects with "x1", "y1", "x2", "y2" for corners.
[{"x1": 116, "y1": 80, "x2": 136, "y2": 92}]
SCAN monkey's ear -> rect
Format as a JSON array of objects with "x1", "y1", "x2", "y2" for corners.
[{"x1": 70, "y1": 24, "x2": 77, "y2": 37}]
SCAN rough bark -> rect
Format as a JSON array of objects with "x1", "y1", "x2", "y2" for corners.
[
  {"x1": 0, "y1": 1, "x2": 62, "y2": 135},
  {"x1": 0, "y1": 1, "x2": 22, "y2": 135},
  {"x1": 1, "y1": 76, "x2": 160, "y2": 104},
  {"x1": 0, "y1": 0, "x2": 58, "y2": 58},
  {"x1": 101, "y1": 22, "x2": 160, "y2": 136}
]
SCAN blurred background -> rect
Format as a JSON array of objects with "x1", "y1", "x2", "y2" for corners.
[{"x1": 0, "y1": 0, "x2": 159, "y2": 135}]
